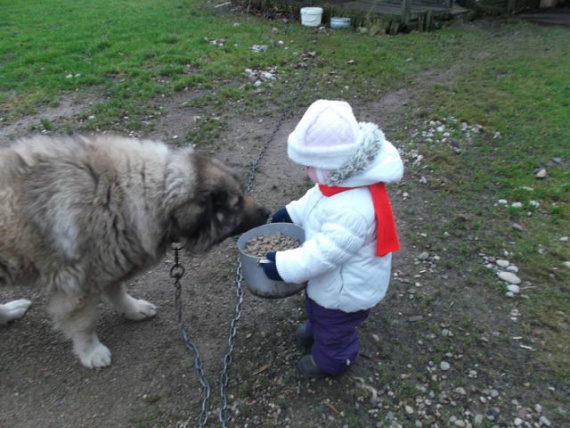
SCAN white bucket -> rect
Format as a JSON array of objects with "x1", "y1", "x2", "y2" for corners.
[{"x1": 301, "y1": 7, "x2": 323, "y2": 27}]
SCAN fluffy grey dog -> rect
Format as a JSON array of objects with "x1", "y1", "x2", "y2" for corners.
[{"x1": 0, "y1": 135, "x2": 269, "y2": 368}]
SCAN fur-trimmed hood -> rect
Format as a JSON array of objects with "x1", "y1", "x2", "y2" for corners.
[{"x1": 326, "y1": 122, "x2": 404, "y2": 187}]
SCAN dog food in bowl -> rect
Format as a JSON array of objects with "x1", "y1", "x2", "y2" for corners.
[
  {"x1": 237, "y1": 223, "x2": 307, "y2": 299},
  {"x1": 243, "y1": 232, "x2": 301, "y2": 257}
]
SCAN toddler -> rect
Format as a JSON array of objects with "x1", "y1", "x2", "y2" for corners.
[{"x1": 262, "y1": 99, "x2": 404, "y2": 378}]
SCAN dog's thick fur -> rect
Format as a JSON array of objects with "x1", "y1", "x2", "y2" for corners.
[{"x1": 0, "y1": 135, "x2": 268, "y2": 368}]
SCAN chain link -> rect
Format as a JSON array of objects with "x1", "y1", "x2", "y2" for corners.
[
  {"x1": 171, "y1": 243, "x2": 212, "y2": 428},
  {"x1": 217, "y1": 260, "x2": 244, "y2": 427},
  {"x1": 219, "y1": 58, "x2": 313, "y2": 426},
  {"x1": 173, "y1": 57, "x2": 314, "y2": 428},
  {"x1": 245, "y1": 59, "x2": 314, "y2": 195}
]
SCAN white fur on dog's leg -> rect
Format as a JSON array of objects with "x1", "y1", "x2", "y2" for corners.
[
  {"x1": 123, "y1": 298, "x2": 157, "y2": 321},
  {"x1": 105, "y1": 284, "x2": 157, "y2": 321},
  {"x1": 48, "y1": 291, "x2": 110, "y2": 368},
  {"x1": 0, "y1": 299, "x2": 32, "y2": 325},
  {"x1": 73, "y1": 335, "x2": 112, "y2": 368}
]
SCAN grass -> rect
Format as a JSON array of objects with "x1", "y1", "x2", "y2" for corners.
[
  {"x1": 400, "y1": 23, "x2": 570, "y2": 382},
  {"x1": 1, "y1": 0, "x2": 569, "y2": 423},
  {"x1": 1, "y1": 0, "x2": 472, "y2": 126}
]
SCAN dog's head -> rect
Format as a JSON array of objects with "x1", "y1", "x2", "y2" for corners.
[{"x1": 165, "y1": 151, "x2": 269, "y2": 253}]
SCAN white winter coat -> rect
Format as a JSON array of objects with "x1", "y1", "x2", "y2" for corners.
[{"x1": 275, "y1": 136, "x2": 404, "y2": 312}]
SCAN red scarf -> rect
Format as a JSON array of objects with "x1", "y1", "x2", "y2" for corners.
[{"x1": 318, "y1": 183, "x2": 400, "y2": 257}]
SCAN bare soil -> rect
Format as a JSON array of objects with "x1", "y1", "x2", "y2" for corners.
[{"x1": 0, "y1": 22, "x2": 566, "y2": 428}]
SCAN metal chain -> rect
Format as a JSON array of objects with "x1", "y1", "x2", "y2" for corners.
[
  {"x1": 218, "y1": 58, "x2": 313, "y2": 427},
  {"x1": 173, "y1": 56, "x2": 314, "y2": 428},
  {"x1": 171, "y1": 243, "x2": 212, "y2": 428},
  {"x1": 244, "y1": 58, "x2": 314, "y2": 195}
]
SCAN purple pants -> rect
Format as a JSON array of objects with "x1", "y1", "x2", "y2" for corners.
[{"x1": 304, "y1": 296, "x2": 369, "y2": 375}]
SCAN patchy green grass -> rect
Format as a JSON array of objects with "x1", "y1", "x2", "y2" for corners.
[
  {"x1": 2, "y1": 0, "x2": 475, "y2": 128},
  {"x1": 400, "y1": 22, "x2": 570, "y2": 381}
]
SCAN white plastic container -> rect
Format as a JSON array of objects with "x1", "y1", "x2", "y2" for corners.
[
  {"x1": 301, "y1": 7, "x2": 323, "y2": 27},
  {"x1": 330, "y1": 17, "x2": 351, "y2": 29}
]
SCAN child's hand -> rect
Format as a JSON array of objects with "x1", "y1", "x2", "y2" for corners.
[
  {"x1": 270, "y1": 207, "x2": 292, "y2": 223},
  {"x1": 261, "y1": 252, "x2": 283, "y2": 281}
]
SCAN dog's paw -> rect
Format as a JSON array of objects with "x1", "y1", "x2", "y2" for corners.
[
  {"x1": 123, "y1": 299, "x2": 157, "y2": 321},
  {"x1": 0, "y1": 299, "x2": 32, "y2": 324},
  {"x1": 78, "y1": 342, "x2": 112, "y2": 369}
]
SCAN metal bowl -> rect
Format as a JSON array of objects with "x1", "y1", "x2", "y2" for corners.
[{"x1": 237, "y1": 223, "x2": 307, "y2": 299}]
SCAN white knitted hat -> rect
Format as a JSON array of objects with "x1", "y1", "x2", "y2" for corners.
[{"x1": 288, "y1": 100, "x2": 362, "y2": 170}]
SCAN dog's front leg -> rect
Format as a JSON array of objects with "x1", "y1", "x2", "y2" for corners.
[
  {"x1": 48, "y1": 292, "x2": 111, "y2": 369},
  {"x1": 104, "y1": 283, "x2": 157, "y2": 321},
  {"x1": 0, "y1": 299, "x2": 32, "y2": 324}
]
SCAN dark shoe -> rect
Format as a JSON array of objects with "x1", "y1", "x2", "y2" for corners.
[
  {"x1": 295, "y1": 322, "x2": 314, "y2": 348},
  {"x1": 297, "y1": 354, "x2": 329, "y2": 379}
]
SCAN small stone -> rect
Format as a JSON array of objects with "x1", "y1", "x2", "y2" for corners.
[
  {"x1": 539, "y1": 415, "x2": 551, "y2": 426},
  {"x1": 490, "y1": 389, "x2": 499, "y2": 398},
  {"x1": 506, "y1": 265, "x2": 519, "y2": 273},
  {"x1": 473, "y1": 415, "x2": 484, "y2": 426},
  {"x1": 535, "y1": 168, "x2": 547, "y2": 178},
  {"x1": 512, "y1": 223, "x2": 524, "y2": 231},
  {"x1": 560, "y1": 236, "x2": 569, "y2": 242},
  {"x1": 496, "y1": 259, "x2": 510, "y2": 268},
  {"x1": 440, "y1": 361, "x2": 451, "y2": 371},
  {"x1": 455, "y1": 387, "x2": 467, "y2": 395},
  {"x1": 405, "y1": 405, "x2": 414, "y2": 415},
  {"x1": 454, "y1": 420, "x2": 466, "y2": 428},
  {"x1": 498, "y1": 199, "x2": 508, "y2": 205},
  {"x1": 418, "y1": 252, "x2": 430, "y2": 261},
  {"x1": 507, "y1": 284, "x2": 520, "y2": 294},
  {"x1": 517, "y1": 408, "x2": 532, "y2": 419},
  {"x1": 497, "y1": 271, "x2": 521, "y2": 284},
  {"x1": 514, "y1": 417, "x2": 523, "y2": 426}
]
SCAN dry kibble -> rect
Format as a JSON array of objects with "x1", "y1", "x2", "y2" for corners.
[{"x1": 244, "y1": 232, "x2": 301, "y2": 257}]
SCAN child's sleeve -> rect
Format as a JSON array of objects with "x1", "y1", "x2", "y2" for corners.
[
  {"x1": 276, "y1": 208, "x2": 369, "y2": 284},
  {"x1": 285, "y1": 185, "x2": 318, "y2": 227}
]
